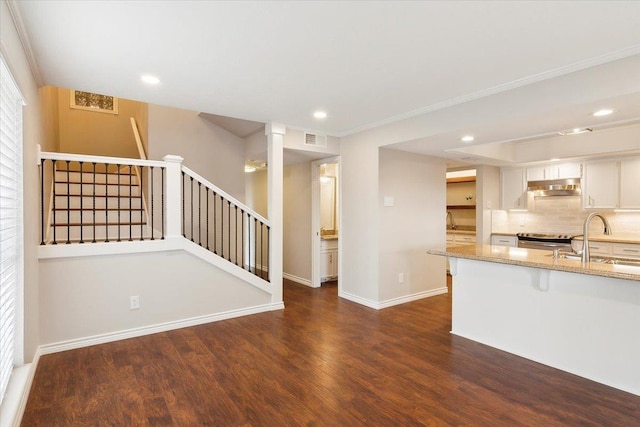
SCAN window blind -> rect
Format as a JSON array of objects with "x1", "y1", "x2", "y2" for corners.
[{"x1": 0, "y1": 55, "x2": 24, "y2": 406}]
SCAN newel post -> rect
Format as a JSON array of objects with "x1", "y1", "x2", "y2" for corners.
[
  {"x1": 266, "y1": 123, "x2": 286, "y2": 304},
  {"x1": 163, "y1": 155, "x2": 184, "y2": 238}
]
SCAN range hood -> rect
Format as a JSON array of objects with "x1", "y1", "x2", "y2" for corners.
[{"x1": 527, "y1": 178, "x2": 581, "y2": 196}]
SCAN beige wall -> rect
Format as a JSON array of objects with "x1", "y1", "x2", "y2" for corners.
[
  {"x1": 148, "y1": 104, "x2": 245, "y2": 202},
  {"x1": 54, "y1": 87, "x2": 148, "y2": 158},
  {"x1": 378, "y1": 148, "x2": 447, "y2": 302},
  {"x1": 283, "y1": 162, "x2": 312, "y2": 282},
  {"x1": 39, "y1": 250, "x2": 271, "y2": 346},
  {"x1": 1, "y1": 0, "x2": 43, "y2": 362}
]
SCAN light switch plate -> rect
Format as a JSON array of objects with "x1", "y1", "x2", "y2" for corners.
[{"x1": 384, "y1": 196, "x2": 394, "y2": 207}]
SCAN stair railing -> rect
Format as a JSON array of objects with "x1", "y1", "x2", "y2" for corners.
[
  {"x1": 39, "y1": 151, "x2": 166, "y2": 244},
  {"x1": 181, "y1": 166, "x2": 271, "y2": 282}
]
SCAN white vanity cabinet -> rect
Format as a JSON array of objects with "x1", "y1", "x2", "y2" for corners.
[{"x1": 320, "y1": 239, "x2": 338, "y2": 282}]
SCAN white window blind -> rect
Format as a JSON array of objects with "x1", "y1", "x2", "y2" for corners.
[{"x1": 0, "y1": 55, "x2": 24, "y2": 406}]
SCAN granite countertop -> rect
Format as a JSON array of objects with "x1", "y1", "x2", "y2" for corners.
[
  {"x1": 490, "y1": 232, "x2": 517, "y2": 237},
  {"x1": 572, "y1": 233, "x2": 640, "y2": 244},
  {"x1": 428, "y1": 245, "x2": 640, "y2": 282},
  {"x1": 446, "y1": 229, "x2": 476, "y2": 235}
]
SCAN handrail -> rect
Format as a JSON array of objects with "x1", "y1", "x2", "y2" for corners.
[
  {"x1": 40, "y1": 151, "x2": 165, "y2": 168},
  {"x1": 130, "y1": 117, "x2": 147, "y2": 160},
  {"x1": 181, "y1": 165, "x2": 270, "y2": 226}
]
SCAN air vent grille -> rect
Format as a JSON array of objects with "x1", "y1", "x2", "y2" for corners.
[{"x1": 304, "y1": 132, "x2": 327, "y2": 147}]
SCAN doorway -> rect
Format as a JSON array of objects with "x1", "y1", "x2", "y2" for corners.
[{"x1": 311, "y1": 156, "x2": 340, "y2": 288}]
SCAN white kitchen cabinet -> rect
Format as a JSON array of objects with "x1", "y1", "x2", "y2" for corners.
[
  {"x1": 320, "y1": 239, "x2": 338, "y2": 282},
  {"x1": 500, "y1": 168, "x2": 527, "y2": 210},
  {"x1": 612, "y1": 242, "x2": 640, "y2": 259},
  {"x1": 490, "y1": 234, "x2": 517, "y2": 247},
  {"x1": 583, "y1": 160, "x2": 618, "y2": 209},
  {"x1": 571, "y1": 239, "x2": 612, "y2": 256},
  {"x1": 527, "y1": 162, "x2": 581, "y2": 181},
  {"x1": 447, "y1": 233, "x2": 476, "y2": 246},
  {"x1": 619, "y1": 157, "x2": 640, "y2": 209}
]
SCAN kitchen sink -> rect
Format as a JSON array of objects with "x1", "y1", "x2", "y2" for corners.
[
  {"x1": 548, "y1": 252, "x2": 640, "y2": 267},
  {"x1": 607, "y1": 259, "x2": 640, "y2": 267}
]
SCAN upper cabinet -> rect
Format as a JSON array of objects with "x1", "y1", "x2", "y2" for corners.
[
  {"x1": 583, "y1": 156, "x2": 640, "y2": 209},
  {"x1": 500, "y1": 168, "x2": 527, "y2": 210},
  {"x1": 619, "y1": 157, "x2": 640, "y2": 209},
  {"x1": 527, "y1": 162, "x2": 582, "y2": 181}
]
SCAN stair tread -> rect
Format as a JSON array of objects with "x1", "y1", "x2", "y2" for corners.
[
  {"x1": 53, "y1": 222, "x2": 147, "y2": 226},
  {"x1": 54, "y1": 194, "x2": 143, "y2": 198},
  {"x1": 55, "y1": 181, "x2": 138, "y2": 186},
  {"x1": 53, "y1": 207, "x2": 144, "y2": 211}
]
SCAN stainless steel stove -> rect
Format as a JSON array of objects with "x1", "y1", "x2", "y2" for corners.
[{"x1": 516, "y1": 233, "x2": 579, "y2": 251}]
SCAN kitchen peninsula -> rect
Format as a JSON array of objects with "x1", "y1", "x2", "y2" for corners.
[{"x1": 429, "y1": 245, "x2": 640, "y2": 396}]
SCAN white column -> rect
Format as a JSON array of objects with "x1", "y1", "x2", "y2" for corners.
[
  {"x1": 163, "y1": 155, "x2": 184, "y2": 239},
  {"x1": 266, "y1": 123, "x2": 286, "y2": 304}
]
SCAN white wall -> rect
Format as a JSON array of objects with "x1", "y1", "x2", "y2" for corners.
[
  {"x1": 38, "y1": 250, "x2": 271, "y2": 346},
  {"x1": 378, "y1": 148, "x2": 447, "y2": 302},
  {"x1": 148, "y1": 104, "x2": 246, "y2": 201},
  {"x1": 340, "y1": 134, "x2": 380, "y2": 302},
  {"x1": 1, "y1": 0, "x2": 43, "y2": 362}
]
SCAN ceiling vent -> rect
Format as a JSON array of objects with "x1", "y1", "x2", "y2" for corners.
[{"x1": 304, "y1": 132, "x2": 327, "y2": 148}]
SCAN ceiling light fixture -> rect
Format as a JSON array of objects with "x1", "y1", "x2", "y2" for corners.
[
  {"x1": 313, "y1": 111, "x2": 327, "y2": 119},
  {"x1": 593, "y1": 108, "x2": 614, "y2": 117},
  {"x1": 461, "y1": 135, "x2": 474, "y2": 142},
  {"x1": 244, "y1": 165, "x2": 256, "y2": 173},
  {"x1": 141, "y1": 74, "x2": 160, "y2": 85},
  {"x1": 558, "y1": 128, "x2": 592, "y2": 136}
]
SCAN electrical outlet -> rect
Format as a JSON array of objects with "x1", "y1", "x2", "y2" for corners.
[
  {"x1": 486, "y1": 200, "x2": 492, "y2": 209},
  {"x1": 130, "y1": 295, "x2": 140, "y2": 310},
  {"x1": 398, "y1": 273, "x2": 404, "y2": 283}
]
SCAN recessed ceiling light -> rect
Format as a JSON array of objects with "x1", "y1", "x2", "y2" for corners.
[
  {"x1": 313, "y1": 111, "x2": 327, "y2": 119},
  {"x1": 141, "y1": 75, "x2": 160, "y2": 85},
  {"x1": 558, "y1": 128, "x2": 592, "y2": 136},
  {"x1": 593, "y1": 108, "x2": 614, "y2": 117},
  {"x1": 461, "y1": 135, "x2": 474, "y2": 142}
]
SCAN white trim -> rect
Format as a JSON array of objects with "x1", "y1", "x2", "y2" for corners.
[
  {"x1": 338, "y1": 45, "x2": 640, "y2": 138},
  {"x1": 182, "y1": 165, "x2": 270, "y2": 226},
  {"x1": 40, "y1": 151, "x2": 166, "y2": 168},
  {"x1": 0, "y1": 348, "x2": 40, "y2": 427},
  {"x1": 39, "y1": 302, "x2": 284, "y2": 356},
  {"x1": 4, "y1": 1, "x2": 43, "y2": 87},
  {"x1": 377, "y1": 287, "x2": 448, "y2": 309},
  {"x1": 283, "y1": 272, "x2": 313, "y2": 288},
  {"x1": 339, "y1": 287, "x2": 448, "y2": 310}
]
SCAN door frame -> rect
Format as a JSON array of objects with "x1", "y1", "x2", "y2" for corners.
[{"x1": 311, "y1": 156, "x2": 340, "y2": 288}]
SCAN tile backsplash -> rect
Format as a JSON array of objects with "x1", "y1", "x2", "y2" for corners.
[{"x1": 491, "y1": 196, "x2": 640, "y2": 236}]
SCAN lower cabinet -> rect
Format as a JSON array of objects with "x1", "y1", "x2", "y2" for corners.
[
  {"x1": 447, "y1": 233, "x2": 476, "y2": 246},
  {"x1": 490, "y1": 234, "x2": 517, "y2": 247},
  {"x1": 321, "y1": 239, "x2": 338, "y2": 282}
]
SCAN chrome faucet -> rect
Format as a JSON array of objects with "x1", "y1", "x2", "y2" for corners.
[
  {"x1": 446, "y1": 211, "x2": 456, "y2": 230},
  {"x1": 581, "y1": 212, "x2": 612, "y2": 262}
]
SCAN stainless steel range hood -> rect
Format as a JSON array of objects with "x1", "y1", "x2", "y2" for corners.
[{"x1": 527, "y1": 178, "x2": 581, "y2": 196}]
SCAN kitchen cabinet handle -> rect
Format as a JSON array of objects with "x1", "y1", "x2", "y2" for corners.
[{"x1": 621, "y1": 248, "x2": 640, "y2": 253}]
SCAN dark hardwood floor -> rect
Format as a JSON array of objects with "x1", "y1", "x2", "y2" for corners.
[{"x1": 22, "y1": 278, "x2": 640, "y2": 426}]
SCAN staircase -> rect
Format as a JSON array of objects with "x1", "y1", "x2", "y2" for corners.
[{"x1": 49, "y1": 166, "x2": 150, "y2": 243}]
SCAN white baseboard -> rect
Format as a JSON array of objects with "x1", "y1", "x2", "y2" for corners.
[
  {"x1": 340, "y1": 287, "x2": 448, "y2": 310},
  {"x1": 283, "y1": 272, "x2": 313, "y2": 287},
  {"x1": 0, "y1": 348, "x2": 41, "y2": 427},
  {"x1": 39, "y1": 302, "x2": 284, "y2": 355}
]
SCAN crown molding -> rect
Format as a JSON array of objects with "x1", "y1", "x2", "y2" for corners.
[{"x1": 5, "y1": 0, "x2": 44, "y2": 87}]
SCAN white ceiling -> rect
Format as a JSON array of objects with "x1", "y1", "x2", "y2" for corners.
[{"x1": 12, "y1": 1, "x2": 640, "y2": 163}]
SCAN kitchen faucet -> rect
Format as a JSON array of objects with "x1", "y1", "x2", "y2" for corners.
[
  {"x1": 446, "y1": 211, "x2": 456, "y2": 230},
  {"x1": 581, "y1": 212, "x2": 612, "y2": 263}
]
